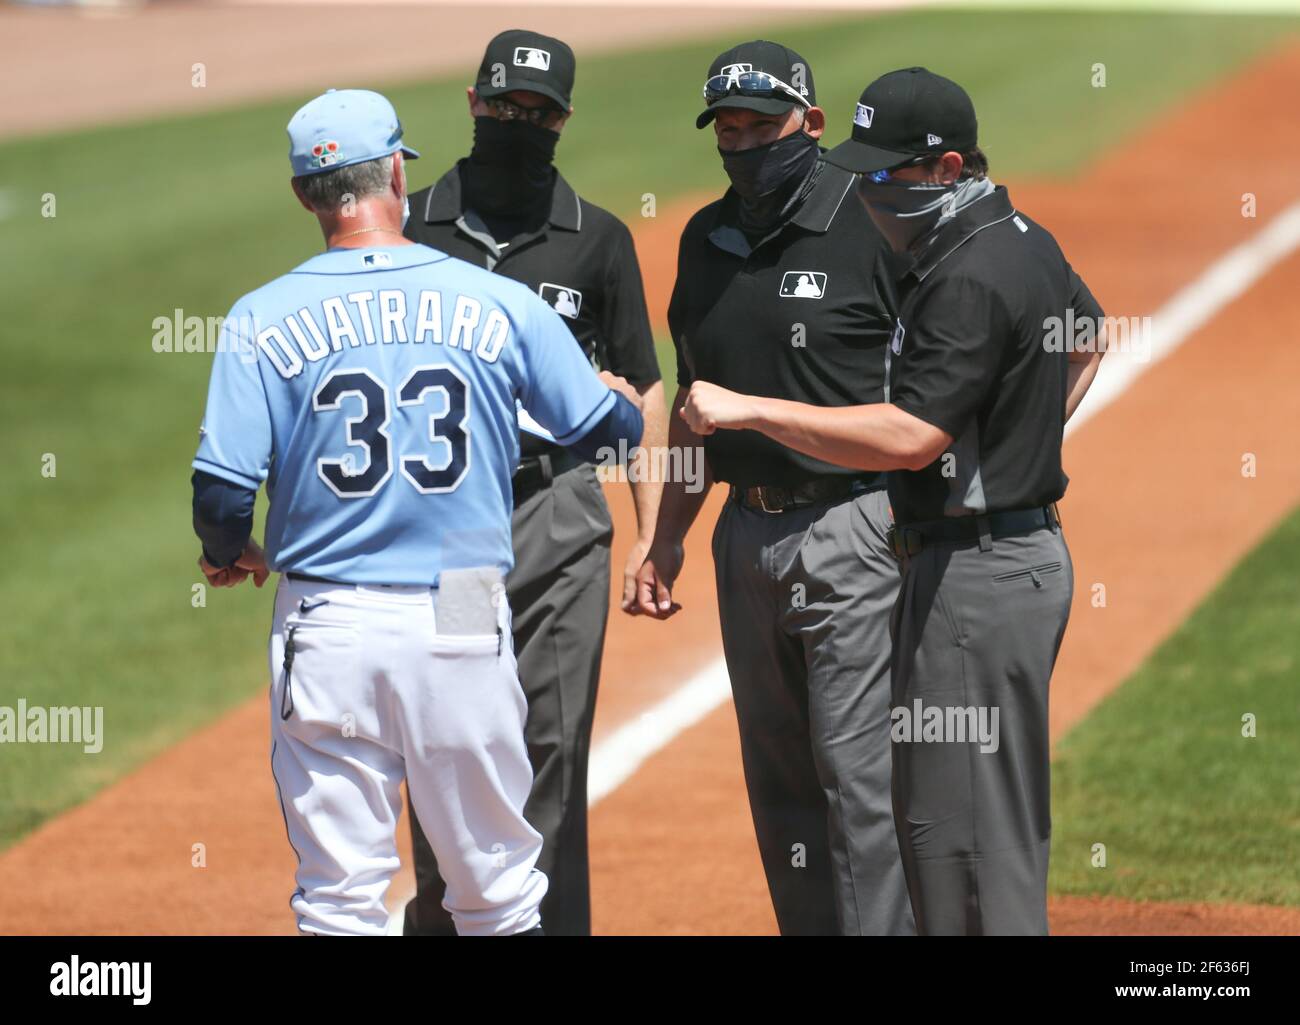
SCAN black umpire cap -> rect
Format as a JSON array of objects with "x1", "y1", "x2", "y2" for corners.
[
  {"x1": 475, "y1": 29, "x2": 576, "y2": 111},
  {"x1": 825, "y1": 67, "x2": 977, "y2": 173},
  {"x1": 696, "y1": 40, "x2": 815, "y2": 129}
]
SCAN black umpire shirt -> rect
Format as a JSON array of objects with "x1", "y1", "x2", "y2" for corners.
[
  {"x1": 668, "y1": 161, "x2": 899, "y2": 488},
  {"x1": 887, "y1": 184, "x2": 1104, "y2": 525},
  {"x1": 405, "y1": 163, "x2": 660, "y2": 459}
]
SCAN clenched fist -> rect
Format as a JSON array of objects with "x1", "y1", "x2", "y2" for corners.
[
  {"x1": 680, "y1": 380, "x2": 757, "y2": 435},
  {"x1": 199, "y1": 539, "x2": 270, "y2": 589}
]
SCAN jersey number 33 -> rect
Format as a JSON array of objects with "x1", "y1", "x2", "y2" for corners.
[{"x1": 312, "y1": 364, "x2": 470, "y2": 498}]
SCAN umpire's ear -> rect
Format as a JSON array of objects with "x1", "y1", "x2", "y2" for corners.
[
  {"x1": 290, "y1": 177, "x2": 315, "y2": 213},
  {"x1": 466, "y1": 86, "x2": 489, "y2": 118},
  {"x1": 802, "y1": 106, "x2": 826, "y2": 140}
]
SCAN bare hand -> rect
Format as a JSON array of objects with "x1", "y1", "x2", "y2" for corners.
[
  {"x1": 235, "y1": 539, "x2": 270, "y2": 588},
  {"x1": 680, "y1": 381, "x2": 756, "y2": 435},
  {"x1": 634, "y1": 540, "x2": 684, "y2": 619},
  {"x1": 621, "y1": 536, "x2": 652, "y2": 614},
  {"x1": 198, "y1": 539, "x2": 269, "y2": 589},
  {"x1": 599, "y1": 370, "x2": 644, "y2": 412},
  {"x1": 198, "y1": 555, "x2": 247, "y2": 589}
]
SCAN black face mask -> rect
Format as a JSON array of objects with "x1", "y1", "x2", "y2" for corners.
[
  {"x1": 718, "y1": 129, "x2": 820, "y2": 203},
  {"x1": 464, "y1": 116, "x2": 559, "y2": 216}
]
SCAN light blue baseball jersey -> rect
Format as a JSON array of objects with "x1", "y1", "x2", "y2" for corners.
[{"x1": 193, "y1": 243, "x2": 615, "y2": 585}]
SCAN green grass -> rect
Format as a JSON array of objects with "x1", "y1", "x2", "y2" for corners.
[
  {"x1": 1050, "y1": 507, "x2": 1300, "y2": 906},
  {"x1": 0, "y1": 8, "x2": 1296, "y2": 850}
]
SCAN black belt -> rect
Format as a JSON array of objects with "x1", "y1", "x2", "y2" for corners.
[
  {"x1": 286, "y1": 572, "x2": 346, "y2": 585},
  {"x1": 285, "y1": 572, "x2": 433, "y2": 591},
  {"x1": 512, "y1": 448, "x2": 583, "y2": 504},
  {"x1": 730, "y1": 476, "x2": 880, "y2": 514},
  {"x1": 888, "y1": 504, "x2": 1061, "y2": 559}
]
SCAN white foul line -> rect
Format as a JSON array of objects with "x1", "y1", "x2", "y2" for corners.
[
  {"x1": 586, "y1": 659, "x2": 733, "y2": 806},
  {"x1": 387, "y1": 199, "x2": 1300, "y2": 932},
  {"x1": 1066, "y1": 199, "x2": 1300, "y2": 438}
]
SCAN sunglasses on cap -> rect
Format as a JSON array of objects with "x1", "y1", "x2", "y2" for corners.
[
  {"x1": 702, "y1": 70, "x2": 811, "y2": 110},
  {"x1": 861, "y1": 154, "x2": 934, "y2": 185}
]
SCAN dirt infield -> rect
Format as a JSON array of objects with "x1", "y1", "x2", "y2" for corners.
[{"x1": 1, "y1": 27, "x2": 1299, "y2": 934}]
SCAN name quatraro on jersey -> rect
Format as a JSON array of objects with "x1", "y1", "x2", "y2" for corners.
[{"x1": 253, "y1": 289, "x2": 512, "y2": 380}]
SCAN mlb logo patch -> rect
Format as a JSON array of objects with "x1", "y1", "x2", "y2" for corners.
[
  {"x1": 854, "y1": 104, "x2": 874, "y2": 128},
  {"x1": 539, "y1": 282, "x2": 583, "y2": 319},
  {"x1": 891, "y1": 319, "x2": 905, "y2": 355},
  {"x1": 778, "y1": 271, "x2": 827, "y2": 299},
  {"x1": 310, "y1": 140, "x2": 341, "y2": 168},
  {"x1": 363, "y1": 252, "x2": 392, "y2": 268},
  {"x1": 514, "y1": 47, "x2": 551, "y2": 70},
  {"x1": 720, "y1": 62, "x2": 753, "y2": 78}
]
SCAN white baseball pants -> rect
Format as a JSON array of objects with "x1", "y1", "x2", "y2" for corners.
[{"x1": 267, "y1": 574, "x2": 547, "y2": 936}]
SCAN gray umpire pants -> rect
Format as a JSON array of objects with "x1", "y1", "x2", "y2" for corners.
[
  {"x1": 890, "y1": 522, "x2": 1073, "y2": 935},
  {"x1": 404, "y1": 463, "x2": 612, "y2": 936},
  {"x1": 712, "y1": 487, "x2": 915, "y2": 935}
]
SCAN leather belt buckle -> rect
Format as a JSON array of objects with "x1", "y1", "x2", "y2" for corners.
[{"x1": 758, "y1": 485, "x2": 790, "y2": 515}]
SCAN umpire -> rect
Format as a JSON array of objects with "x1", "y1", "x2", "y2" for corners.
[
  {"x1": 679, "y1": 68, "x2": 1105, "y2": 934},
  {"x1": 402, "y1": 29, "x2": 666, "y2": 936},
  {"x1": 636, "y1": 40, "x2": 914, "y2": 935}
]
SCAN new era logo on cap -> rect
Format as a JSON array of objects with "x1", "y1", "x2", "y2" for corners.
[
  {"x1": 825, "y1": 67, "x2": 978, "y2": 175},
  {"x1": 514, "y1": 47, "x2": 551, "y2": 70}
]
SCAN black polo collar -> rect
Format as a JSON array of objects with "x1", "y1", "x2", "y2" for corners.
[
  {"x1": 708, "y1": 159, "x2": 855, "y2": 257},
  {"x1": 906, "y1": 183, "x2": 1016, "y2": 282},
  {"x1": 421, "y1": 161, "x2": 582, "y2": 232},
  {"x1": 791, "y1": 161, "x2": 855, "y2": 233}
]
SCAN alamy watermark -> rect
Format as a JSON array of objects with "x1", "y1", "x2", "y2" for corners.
[
  {"x1": 891, "y1": 699, "x2": 1000, "y2": 754},
  {"x1": 50, "y1": 957, "x2": 150, "y2": 1005},
  {"x1": 1043, "y1": 310, "x2": 1152, "y2": 363},
  {"x1": 594, "y1": 441, "x2": 707, "y2": 493},
  {"x1": 151, "y1": 309, "x2": 259, "y2": 362},
  {"x1": 0, "y1": 700, "x2": 103, "y2": 753}
]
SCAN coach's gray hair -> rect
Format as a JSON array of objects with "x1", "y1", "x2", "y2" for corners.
[{"x1": 294, "y1": 154, "x2": 395, "y2": 212}]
